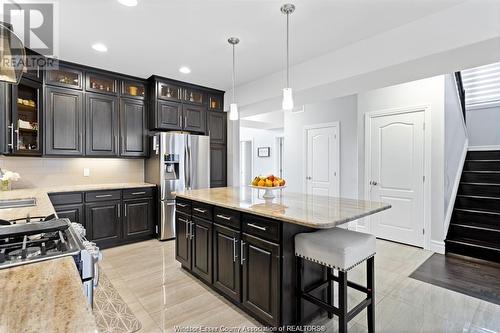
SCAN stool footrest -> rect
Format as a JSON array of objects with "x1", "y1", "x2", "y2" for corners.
[
  {"x1": 301, "y1": 291, "x2": 372, "y2": 321},
  {"x1": 347, "y1": 298, "x2": 372, "y2": 322},
  {"x1": 328, "y1": 274, "x2": 370, "y2": 294}
]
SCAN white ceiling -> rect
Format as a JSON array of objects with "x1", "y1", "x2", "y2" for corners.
[{"x1": 53, "y1": 0, "x2": 465, "y2": 91}]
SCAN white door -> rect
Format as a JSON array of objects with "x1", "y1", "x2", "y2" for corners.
[
  {"x1": 305, "y1": 124, "x2": 339, "y2": 197},
  {"x1": 240, "y1": 141, "x2": 252, "y2": 186},
  {"x1": 366, "y1": 111, "x2": 425, "y2": 247}
]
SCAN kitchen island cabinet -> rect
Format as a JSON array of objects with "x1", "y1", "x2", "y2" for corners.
[{"x1": 176, "y1": 187, "x2": 391, "y2": 327}]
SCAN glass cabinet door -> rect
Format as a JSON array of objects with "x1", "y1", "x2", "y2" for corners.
[
  {"x1": 122, "y1": 81, "x2": 145, "y2": 98},
  {"x1": 209, "y1": 95, "x2": 222, "y2": 110},
  {"x1": 13, "y1": 80, "x2": 42, "y2": 155},
  {"x1": 87, "y1": 73, "x2": 117, "y2": 94},
  {"x1": 46, "y1": 67, "x2": 83, "y2": 89},
  {"x1": 183, "y1": 88, "x2": 204, "y2": 105},
  {"x1": 158, "y1": 82, "x2": 181, "y2": 101}
]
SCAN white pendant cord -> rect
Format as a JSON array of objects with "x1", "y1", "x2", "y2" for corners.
[
  {"x1": 286, "y1": 11, "x2": 290, "y2": 88},
  {"x1": 232, "y1": 43, "x2": 236, "y2": 103}
]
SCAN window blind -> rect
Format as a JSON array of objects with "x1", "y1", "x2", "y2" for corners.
[{"x1": 461, "y1": 62, "x2": 500, "y2": 109}]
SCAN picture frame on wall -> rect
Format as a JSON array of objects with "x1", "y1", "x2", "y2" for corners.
[{"x1": 258, "y1": 147, "x2": 270, "y2": 157}]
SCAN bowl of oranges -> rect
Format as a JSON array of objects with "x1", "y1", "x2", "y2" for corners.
[{"x1": 250, "y1": 175, "x2": 286, "y2": 199}]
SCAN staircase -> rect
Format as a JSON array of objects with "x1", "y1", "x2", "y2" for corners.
[{"x1": 445, "y1": 150, "x2": 500, "y2": 263}]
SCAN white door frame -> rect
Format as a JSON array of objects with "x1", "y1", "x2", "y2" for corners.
[
  {"x1": 364, "y1": 105, "x2": 432, "y2": 250},
  {"x1": 240, "y1": 139, "x2": 254, "y2": 185},
  {"x1": 303, "y1": 121, "x2": 340, "y2": 196}
]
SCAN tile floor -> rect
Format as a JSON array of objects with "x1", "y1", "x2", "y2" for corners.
[{"x1": 100, "y1": 239, "x2": 500, "y2": 333}]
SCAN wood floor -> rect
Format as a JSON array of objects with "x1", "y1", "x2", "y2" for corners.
[
  {"x1": 410, "y1": 253, "x2": 500, "y2": 306},
  {"x1": 101, "y1": 239, "x2": 500, "y2": 333}
]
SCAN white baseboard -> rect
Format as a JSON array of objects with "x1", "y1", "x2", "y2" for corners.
[
  {"x1": 430, "y1": 240, "x2": 445, "y2": 254},
  {"x1": 468, "y1": 145, "x2": 500, "y2": 151}
]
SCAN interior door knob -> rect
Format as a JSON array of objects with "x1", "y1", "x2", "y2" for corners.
[
  {"x1": 306, "y1": 176, "x2": 312, "y2": 180},
  {"x1": 370, "y1": 181, "x2": 378, "y2": 186}
]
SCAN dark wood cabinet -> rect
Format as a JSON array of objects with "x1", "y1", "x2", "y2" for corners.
[
  {"x1": 210, "y1": 144, "x2": 227, "y2": 188},
  {"x1": 175, "y1": 212, "x2": 192, "y2": 268},
  {"x1": 85, "y1": 200, "x2": 122, "y2": 248},
  {"x1": 44, "y1": 87, "x2": 84, "y2": 156},
  {"x1": 85, "y1": 93, "x2": 119, "y2": 156},
  {"x1": 241, "y1": 233, "x2": 280, "y2": 327},
  {"x1": 11, "y1": 78, "x2": 43, "y2": 156},
  {"x1": 213, "y1": 223, "x2": 241, "y2": 302},
  {"x1": 123, "y1": 198, "x2": 153, "y2": 240},
  {"x1": 53, "y1": 203, "x2": 84, "y2": 225},
  {"x1": 182, "y1": 104, "x2": 206, "y2": 133},
  {"x1": 191, "y1": 217, "x2": 213, "y2": 284},
  {"x1": 119, "y1": 98, "x2": 147, "y2": 157},
  {"x1": 156, "y1": 100, "x2": 182, "y2": 130},
  {"x1": 45, "y1": 65, "x2": 83, "y2": 90},
  {"x1": 208, "y1": 111, "x2": 226, "y2": 144},
  {"x1": 0, "y1": 82, "x2": 10, "y2": 155},
  {"x1": 86, "y1": 72, "x2": 117, "y2": 95}
]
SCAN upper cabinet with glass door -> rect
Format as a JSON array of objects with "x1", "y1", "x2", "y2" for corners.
[
  {"x1": 46, "y1": 65, "x2": 83, "y2": 90},
  {"x1": 121, "y1": 80, "x2": 146, "y2": 99},
  {"x1": 158, "y1": 81, "x2": 182, "y2": 102},
  {"x1": 183, "y1": 87, "x2": 204, "y2": 105},
  {"x1": 86, "y1": 72, "x2": 117, "y2": 95},
  {"x1": 208, "y1": 94, "x2": 223, "y2": 111}
]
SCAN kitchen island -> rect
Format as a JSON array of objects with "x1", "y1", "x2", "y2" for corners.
[{"x1": 176, "y1": 187, "x2": 391, "y2": 327}]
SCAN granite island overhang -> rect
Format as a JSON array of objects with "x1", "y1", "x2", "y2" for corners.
[{"x1": 174, "y1": 187, "x2": 391, "y2": 327}]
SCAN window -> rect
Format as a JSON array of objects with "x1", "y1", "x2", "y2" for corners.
[{"x1": 462, "y1": 62, "x2": 500, "y2": 109}]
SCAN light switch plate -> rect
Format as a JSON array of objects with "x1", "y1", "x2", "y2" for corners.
[{"x1": 83, "y1": 168, "x2": 90, "y2": 177}]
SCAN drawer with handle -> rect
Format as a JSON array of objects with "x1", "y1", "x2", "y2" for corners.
[
  {"x1": 192, "y1": 201, "x2": 213, "y2": 220},
  {"x1": 175, "y1": 199, "x2": 191, "y2": 215},
  {"x1": 85, "y1": 190, "x2": 121, "y2": 203},
  {"x1": 242, "y1": 214, "x2": 280, "y2": 243},
  {"x1": 49, "y1": 192, "x2": 83, "y2": 205},
  {"x1": 123, "y1": 187, "x2": 154, "y2": 199},
  {"x1": 213, "y1": 207, "x2": 241, "y2": 230}
]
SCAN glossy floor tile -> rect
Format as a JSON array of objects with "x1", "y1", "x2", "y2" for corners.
[{"x1": 101, "y1": 239, "x2": 500, "y2": 333}]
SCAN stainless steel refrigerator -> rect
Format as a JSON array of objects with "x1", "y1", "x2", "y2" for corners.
[{"x1": 145, "y1": 132, "x2": 210, "y2": 240}]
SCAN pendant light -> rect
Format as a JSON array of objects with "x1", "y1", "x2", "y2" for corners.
[
  {"x1": 228, "y1": 37, "x2": 240, "y2": 121},
  {"x1": 0, "y1": 22, "x2": 26, "y2": 85},
  {"x1": 281, "y1": 3, "x2": 295, "y2": 111}
]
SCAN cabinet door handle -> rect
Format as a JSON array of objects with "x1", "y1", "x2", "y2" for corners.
[
  {"x1": 240, "y1": 241, "x2": 246, "y2": 265},
  {"x1": 189, "y1": 222, "x2": 194, "y2": 240},
  {"x1": 117, "y1": 204, "x2": 121, "y2": 218},
  {"x1": 7, "y1": 123, "x2": 13, "y2": 149},
  {"x1": 247, "y1": 223, "x2": 267, "y2": 231},
  {"x1": 131, "y1": 191, "x2": 146, "y2": 195},
  {"x1": 193, "y1": 208, "x2": 206, "y2": 213},
  {"x1": 216, "y1": 214, "x2": 231, "y2": 221},
  {"x1": 178, "y1": 217, "x2": 189, "y2": 223},
  {"x1": 177, "y1": 203, "x2": 188, "y2": 208},
  {"x1": 15, "y1": 126, "x2": 20, "y2": 150},
  {"x1": 233, "y1": 238, "x2": 238, "y2": 263},
  {"x1": 95, "y1": 194, "x2": 113, "y2": 198}
]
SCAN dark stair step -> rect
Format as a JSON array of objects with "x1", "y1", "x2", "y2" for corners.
[
  {"x1": 455, "y1": 195, "x2": 500, "y2": 213},
  {"x1": 453, "y1": 208, "x2": 500, "y2": 230},
  {"x1": 461, "y1": 171, "x2": 500, "y2": 184},
  {"x1": 445, "y1": 238, "x2": 500, "y2": 263},
  {"x1": 467, "y1": 150, "x2": 500, "y2": 160},
  {"x1": 448, "y1": 223, "x2": 500, "y2": 244},
  {"x1": 458, "y1": 183, "x2": 500, "y2": 197},
  {"x1": 464, "y1": 160, "x2": 500, "y2": 171}
]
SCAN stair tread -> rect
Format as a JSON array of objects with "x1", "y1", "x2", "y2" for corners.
[
  {"x1": 463, "y1": 171, "x2": 500, "y2": 174},
  {"x1": 457, "y1": 194, "x2": 500, "y2": 199},
  {"x1": 466, "y1": 159, "x2": 500, "y2": 162},
  {"x1": 445, "y1": 238, "x2": 500, "y2": 251},
  {"x1": 460, "y1": 182, "x2": 500, "y2": 186},
  {"x1": 455, "y1": 208, "x2": 500, "y2": 216},
  {"x1": 450, "y1": 222, "x2": 500, "y2": 233}
]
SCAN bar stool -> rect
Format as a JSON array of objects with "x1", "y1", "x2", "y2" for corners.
[{"x1": 295, "y1": 227, "x2": 376, "y2": 333}]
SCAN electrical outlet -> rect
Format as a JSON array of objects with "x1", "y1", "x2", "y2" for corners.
[{"x1": 83, "y1": 168, "x2": 90, "y2": 177}]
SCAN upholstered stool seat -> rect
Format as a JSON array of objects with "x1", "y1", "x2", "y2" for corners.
[
  {"x1": 295, "y1": 227, "x2": 376, "y2": 271},
  {"x1": 295, "y1": 228, "x2": 376, "y2": 333}
]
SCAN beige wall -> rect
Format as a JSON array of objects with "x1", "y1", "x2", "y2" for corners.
[{"x1": 0, "y1": 157, "x2": 144, "y2": 189}]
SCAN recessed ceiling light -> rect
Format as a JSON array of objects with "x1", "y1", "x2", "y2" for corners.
[
  {"x1": 179, "y1": 66, "x2": 191, "y2": 74},
  {"x1": 92, "y1": 43, "x2": 108, "y2": 52},
  {"x1": 117, "y1": 0, "x2": 138, "y2": 6}
]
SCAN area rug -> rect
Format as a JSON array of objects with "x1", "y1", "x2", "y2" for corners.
[
  {"x1": 410, "y1": 253, "x2": 500, "y2": 305},
  {"x1": 93, "y1": 271, "x2": 142, "y2": 333}
]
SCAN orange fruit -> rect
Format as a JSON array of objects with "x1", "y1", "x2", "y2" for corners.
[{"x1": 257, "y1": 179, "x2": 266, "y2": 187}]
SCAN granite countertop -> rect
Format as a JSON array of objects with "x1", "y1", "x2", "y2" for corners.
[
  {"x1": 0, "y1": 182, "x2": 156, "y2": 221},
  {"x1": 177, "y1": 187, "x2": 391, "y2": 229},
  {"x1": 0, "y1": 256, "x2": 98, "y2": 333}
]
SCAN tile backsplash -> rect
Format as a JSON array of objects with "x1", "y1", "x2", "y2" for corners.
[{"x1": 0, "y1": 157, "x2": 144, "y2": 189}]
